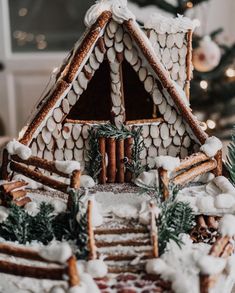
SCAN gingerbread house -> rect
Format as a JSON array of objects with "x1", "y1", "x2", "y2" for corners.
[{"x1": 1, "y1": 0, "x2": 222, "y2": 190}]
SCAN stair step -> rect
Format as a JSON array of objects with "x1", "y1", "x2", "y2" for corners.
[
  {"x1": 99, "y1": 252, "x2": 153, "y2": 261},
  {"x1": 108, "y1": 265, "x2": 144, "y2": 274},
  {"x1": 96, "y1": 239, "x2": 151, "y2": 247},
  {"x1": 94, "y1": 227, "x2": 148, "y2": 235}
]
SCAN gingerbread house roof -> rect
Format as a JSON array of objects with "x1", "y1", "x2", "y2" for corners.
[{"x1": 18, "y1": 0, "x2": 207, "y2": 147}]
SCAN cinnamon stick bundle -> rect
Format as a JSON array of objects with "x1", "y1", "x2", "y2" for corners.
[
  {"x1": 124, "y1": 137, "x2": 133, "y2": 182},
  {"x1": 106, "y1": 137, "x2": 116, "y2": 183},
  {"x1": 14, "y1": 197, "x2": 31, "y2": 207},
  {"x1": 174, "y1": 152, "x2": 209, "y2": 172},
  {"x1": 98, "y1": 137, "x2": 106, "y2": 184},
  {"x1": 116, "y1": 139, "x2": 125, "y2": 183},
  {"x1": 1, "y1": 181, "x2": 27, "y2": 194}
]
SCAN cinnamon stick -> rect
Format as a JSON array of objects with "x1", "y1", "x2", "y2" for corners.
[
  {"x1": 10, "y1": 161, "x2": 68, "y2": 193},
  {"x1": 197, "y1": 215, "x2": 208, "y2": 232},
  {"x1": 206, "y1": 216, "x2": 218, "y2": 231},
  {"x1": 67, "y1": 256, "x2": 80, "y2": 287},
  {"x1": 87, "y1": 200, "x2": 97, "y2": 260},
  {"x1": 70, "y1": 170, "x2": 81, "y2": 189},
  {"x1": 106, "y1": 137, "x2": 116, "y2": 183},
  {"x1": 159, "y1": 168, "x2": 169, "y2": 200},
  {"x1": 124, "y1": 137, "x2": 133, "y2": 182},
  {"x1": 98, "y1": 137, "x2": 106, "y2": 184},
  {"x1": 1, "y1": 149, "x2": 9, "y2": 180},
  {"x1": 116, "y1": 139, "x2": 125, "y2": 183}
]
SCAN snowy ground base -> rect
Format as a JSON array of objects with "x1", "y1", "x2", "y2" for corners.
[{"x1": 0, "y1": 180, "x2": 234, "y2": 293}]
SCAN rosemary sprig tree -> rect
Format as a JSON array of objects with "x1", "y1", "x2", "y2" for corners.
[
  {"x1": 158, "y1": 192, "x2": 195, "y2": 255},
  {"x1": 226, "y1": 126, "x2": 235, "y2": 185}
]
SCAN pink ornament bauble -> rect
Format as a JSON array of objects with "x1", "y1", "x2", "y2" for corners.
[{"x1": 193, "y1": 36, "x2": 221, "y2": 72}]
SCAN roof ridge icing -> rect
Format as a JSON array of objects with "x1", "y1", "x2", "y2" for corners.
[
  {"x1": 84, "y1": 0, "x2": 136, "y2": 27},
  {"x1": 144, "y1": 13, "x2": 200, "y2": 34}
]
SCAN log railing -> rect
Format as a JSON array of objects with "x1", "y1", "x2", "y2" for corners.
[
  {"x1": 200, "y1": 236, "x2": 233, "y2": 293},
  {"x1": 0, "y1": 243, "x2": 80, "y2": 287},
  {"x1": 2, "y1": 151, "x2": 80, "y2": 193},
  {"x1": 159, "y1": 151, "x2": 222, "y2": 198},
  {"x1": 150, "y1": 202, "x2": 159, "y2": 258}
]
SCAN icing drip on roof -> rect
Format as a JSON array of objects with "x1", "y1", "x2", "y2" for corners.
[
  {"x1": 144, "y1": 13, "x2": 200, "y2": 34},
  {"x1": 84, "y1": 0, "x2": 136, "y2": 27}
]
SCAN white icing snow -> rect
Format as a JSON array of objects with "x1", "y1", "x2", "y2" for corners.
[
  {"x1": 86, "y1": 259, "x2": 108, "y2": 278},
  {"x1": 218, "y1": 214, "x2": 235, "y2": 237},
  {"x1": 226, "y1": 255, "x2": 235, "y2": 276},
  {"x1": 213, "y1": 176, "x2": 235, "y2": 195},
  {"x1": 6, "y1": 139, "x2": 32, "y2": 160},
  {"x1": 112, "y1": 204, "x2": 138, "y2": 219},
  {"x1": 196, "y1": 196, "x2": 215, "y2": 212},
  {"x1": 155, "y1": 156, "x2": 180, "y2": 171},
  {"x1": 196, "y1": 255, "x2": 226, "y2": 275},
  {"x1": 214, "y1": 193, "x2": 235, "y2": 209},
  {"x1": 84, "y1": 0, "x2": 136, "y2": 27},
  {"x1": 200, "y1": 136, "x2": 222, "y2": 158},
  {"x1": 55, "y1": 161, "x2": 80, "y2": 175},
  {"x1": 145, "y1": 258, "x2": 169, "y2": 275},
  {"x1": 139, "y1": 201, "x2": 161, "y2": 225},
  {"x1": 24, "y1": 201, "x2": 40, "y2": 216},
  {"x1": 38, "y1": 242, "x2": 72, "y2": 264},
  {"x1": 0, "y1": 206, "x2": 9, "y2": 223},
  {"x1": 172, "y1": 80, "x2": 190, "y2": 107},
  {"x1": 135, "y1": 170, "x2": 159, "y2": 188},
  {"x1": 68, "y1": 283, "x2": 87, "y2": 293},
  {"x1": 80, "y1": 175, "x2": 95, "y2": 188},
  {"x1": 50, "y1": 286, "x2": 66, "y2": 293},
  {"x1": 79, "y1": 273, "x2": 100, "y2": 293},
  {"x1": 81, "y1": 196, "x2": 103, "y2": 227},
  {"x1": 144, "y1": 13, "x2": 199, "y2": 34}
]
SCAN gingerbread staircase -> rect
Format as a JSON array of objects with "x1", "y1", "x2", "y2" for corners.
[{"x1": 87, "y1": 200, "x2": 158, "y2": 274}]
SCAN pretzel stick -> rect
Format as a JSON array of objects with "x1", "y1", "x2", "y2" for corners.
[
  {"x1": 87, "y1": 200, "x2": 97, "y2": 260},
  {"x1": 65, "y1": 119, "x2": 109, "y2": 125},
  {"x1": 116, "y1": 139, "x2": 125, "y2": 183},
  {"x1": 11, "y1": 155, "x2": 70, "y2": 178},
  {"x1": 124, "y1": 137, "x2": 133, "y2": 182},
  {"x1": 159, "y1": 168, "x2": 169, "y2": 200},
  {"x1": 106, "y1": 137, "x2": 116, "y2": 183},
  {"x1": 10, "y1": 161, "x2": 68, "y2": 193},
  {"x1": 174, "y1": 152, "x2": 209, "y2": 172},
  {"x1": 67, "y1": 256, "x2": 80, "y2": 287},
  {"x1": 0, "y1": 243, "x2": 53, "y2": 263},
  {"x1": 1, "y1": 149, "x2": 9, "y2": 180},
  {"x1": 0, "y1": 259, "x2": 64, "y2": 280},
  {"x1": 70, "y1": 170, "x2": 81, "y2": 189},
  {"x1": 99, "y1": 137, "x2": 106, "y2": 184},
  {"x1": 14, "y1": 197, "x2": 31, "y2": 207},
  {"x1": 213, "y1": 150, "x2": 222, "y2": 177},
  {"x1": 173, "y1": 160, "x2": 217, "y2": 186},
  {"x1": 125, "y1": 118, "x2": 163, "y2": 125},
  {"x1": 185, "y1": 30, "x2": 193, "y2": 100},
  {"x1": 150, "y1": 202, "x2": 159, "y2": 258},
  {"x1": 1, "y1": 181, "x2": 27, "y2": 194}
]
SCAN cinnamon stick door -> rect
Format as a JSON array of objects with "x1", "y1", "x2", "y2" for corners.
[{"x1": 98, "y1": 136, "x2": 133, "y2": 184}]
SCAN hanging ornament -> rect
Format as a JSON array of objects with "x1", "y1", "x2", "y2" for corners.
[{"x1": 193, "y1": 36, "x2": 221, "y2": 72}]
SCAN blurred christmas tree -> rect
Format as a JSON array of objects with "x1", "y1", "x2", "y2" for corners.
[{"x1": 132, "y1": 0, "x2": 235, "y2": 140}]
